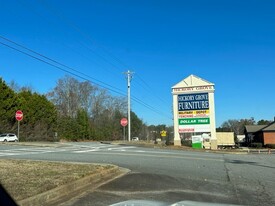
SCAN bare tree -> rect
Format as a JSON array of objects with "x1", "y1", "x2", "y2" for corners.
[
  {"x1": 47, "y1": 75, "x2": 130, "y2": 140},
  {"x1": 48, "y1": 76, "x2": 95, "y2": 118},
  {"x1": 221, "y1": 118, "x2": 255, "y2": 135}
]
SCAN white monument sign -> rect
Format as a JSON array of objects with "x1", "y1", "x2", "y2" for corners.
[{"x1": 172, "y1": 75, "x2": 217, "y2": 149}]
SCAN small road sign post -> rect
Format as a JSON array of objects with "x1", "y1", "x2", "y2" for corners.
[
  {"x1": 15, "y1": 110, "x2": 23, "y2": 141},
  {"x1": 120, "y1": 118, "x2": 128, "y2": 141}
]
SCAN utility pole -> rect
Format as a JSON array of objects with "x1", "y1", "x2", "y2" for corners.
[{"x1": 125, "y1": 70, "x2": 133, "y2": 141}]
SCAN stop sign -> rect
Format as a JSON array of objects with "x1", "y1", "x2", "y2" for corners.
[
  {"x1": 15, "y1": 110, "x2": 23, "y2": 121},
  {"x1": 120, "y1": 118, "x2": 128, "y2": 127}
]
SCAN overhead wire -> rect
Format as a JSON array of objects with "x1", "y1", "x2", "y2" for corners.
[
  {"x1": 37, "y1": 0, "x2": 171, "y2": 108},
  {"x1": 17, "y1": 0, "x2": 122, "y2": 78},
  {"x1": 134, "y1": 73, "x2": 171, "y2": 105},
  {"x1": 0, "y1": 40, "x2": 125, "y2": 96},
  {"x1": 0, "y1": 37, "x2": 171, "y2": 119},
  {"x1": 7, "y1": 1, "x2": 172, "y2": 121},
  {"x1": 37, "y1": 0, "x2": 124, "y2": 72},
  {"x1": 131, "y1": 76, "x2": 172, "y2": 118},
  {"x1": 0, "y1": 35, "x2": 125, "y2": 95},
  {"x1": 131, "y1": 96, "x2": 172, "y2": 119}
]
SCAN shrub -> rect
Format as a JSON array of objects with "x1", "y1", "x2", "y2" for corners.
[
  {"x1": 181, "y1": 140, "x2": 192, "y2": 147},
  {"x1": 250, "y1": 142, "x2": 263, "y2": 148},
  {"x1": 266, "y1": 144, "x2": 275, "y2": 149}
]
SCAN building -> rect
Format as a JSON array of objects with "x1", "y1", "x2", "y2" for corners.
[{"x1": 244, "y1": 121, "x2": 275, "y2": 146}]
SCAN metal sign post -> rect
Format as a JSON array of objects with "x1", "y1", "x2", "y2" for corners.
[
  {"x1": 18, "y1": 121, "x2": 20, "y2": 141},
  {"x1": 123, "y1": 126, "x2": 125, "y2": 141},
  {"x1": 15, "y1": 110, "x2": 23, "y2": 141},
  {"x1": 120, "y1": 118, "x2": 128, "y2": 141}
]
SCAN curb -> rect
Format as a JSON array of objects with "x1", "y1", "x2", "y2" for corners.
[
  {"x1": 18, "y1": 165, "x2": 130, "y2": 206},
  {"x1": 112, "y1": 141, "x2": 252, "y2": 155},
  {"x1": 5, "y1": 142, "x2": 66, "y2": 148}
]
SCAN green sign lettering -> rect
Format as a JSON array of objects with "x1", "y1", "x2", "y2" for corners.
[{"x1": 178, "y1": 118, "x2": 210, "y2": 125}]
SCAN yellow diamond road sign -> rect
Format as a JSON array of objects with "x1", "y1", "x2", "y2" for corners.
[{"x1": 160, "y1": 130, "x2": 167, "y2": 137}]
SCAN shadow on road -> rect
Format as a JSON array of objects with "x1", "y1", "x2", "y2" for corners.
[
  {"x1": 64, "y1": 172, "x2": 239, "y2": 206},
  {"x1": 226, "y1": 159, "x2": 275, "y2": 169}
]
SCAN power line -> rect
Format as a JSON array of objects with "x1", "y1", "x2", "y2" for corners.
[
  {"x1": 0, "y1": 36, "x2": 125, "y2": 95},
  {"x1": 0, "y1": 40, "x2": 125, "y2": 96},
  {"x1": 0, "y1": 37, "x2": 171, "y2": 120},
  {"x1": 37, "y1": 0, "x2": 125, "y2": 72},
  {"x1": 122, "y1": 71, "x2": 171, "y2": 118},
  {"x1": 135, "y1": 73, "x2": 171, "y2": 105},
  {"x1": 18, "y1": 0, "x2": 123, "y2": 78},
  {"x1": 131, "y1": 96, "x2": 171, "y2": 119},
  {"x1": 24, "y1": 1, "x2": 172, "y2": 121}
]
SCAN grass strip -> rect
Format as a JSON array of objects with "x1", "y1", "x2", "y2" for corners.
[{"x1": 0, "y1": 159, "x2": 113, "y2": 201}]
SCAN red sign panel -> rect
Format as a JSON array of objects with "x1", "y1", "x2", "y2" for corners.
[
  {"x1": 120, "y1": 118, "x2": 128, "y2": 127},
  {"x1": 15, "y1": 110, "x2": 23, "y2": 121}
]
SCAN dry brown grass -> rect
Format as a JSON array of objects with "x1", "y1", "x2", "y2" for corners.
[{"x1": 0, "y1": 159, "x2": 113, "y2": 201}]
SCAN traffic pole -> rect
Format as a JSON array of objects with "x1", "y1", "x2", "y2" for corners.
[
  {"x1": 18, "y1": 120, "x2": 20, "y2": 141},
  {"x1": 123, "y1": 126, "x2": 125, "y2": 141},
  {"x1": 124, "y1": 70, "x2": 133, "y2": 141},
  {"x1": 127, "y1": 71, "x2": 131, "y2": 141},
  {"x1": 15, "y1": 110, "x2": 23, "y2": 142}
]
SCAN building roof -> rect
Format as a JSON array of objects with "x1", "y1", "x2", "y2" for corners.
[
  {"x1": 245, "y1": 125, "x2": 267, "y2": 133},
  {"x1": 245, "y1": 122, "x2": 275, "y2": 133},
  {"x1": 172, "y1": 74, "x2": 214, "y2": 89},
  {"x1": 262, "y1": 121, "x2": 275, "y2": 131}
]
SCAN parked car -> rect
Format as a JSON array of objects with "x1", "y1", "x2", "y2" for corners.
[
  {"x1": 132, "y1": 137, "x2": 139, "y2": 141},
  {"x1": 0, "y1": 133, "x2": 18, "y2": 142}
]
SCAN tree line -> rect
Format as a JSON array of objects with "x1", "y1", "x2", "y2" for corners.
[
  {"x1": 0, "y1": 78, "x2": 56, "y2": 141},
  {"x1": 2, "y1": 75, "x2": 273, "y2": 143},
  {"x1": 0, "y1": 76, "x2": 160, "y2": 141},
  {"x1": 217, "y1": 117, "x2": 273, "y2": 143}
]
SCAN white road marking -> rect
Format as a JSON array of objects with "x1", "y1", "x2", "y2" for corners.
[
  {"x1": 107, "y1": 146, "x2": 136, "y2": 151},
  {"x1": 74, "y1": 148, "x2": 99, "y2": 153},
  {"x1": 72, "y1": 146, "x2": 135, "y2": 153},
  {"x1": 136, "y1": 150, "x2": 145, "y2": 153},
  {"x1": 0, "y1": 150, "x2": 52, "y2": 157},
  {"x1": 0, "y1": 144, "x2": 223, "y2": 162}
]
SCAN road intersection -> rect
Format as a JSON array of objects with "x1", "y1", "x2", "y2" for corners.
[{"x1": 0, "y1": 142, "x2": 274, "y2": 205}]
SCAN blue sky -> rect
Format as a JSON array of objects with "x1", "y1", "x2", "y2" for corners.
[{"x1": 1, "y1": 0, "x2": 275, "y2": 126}]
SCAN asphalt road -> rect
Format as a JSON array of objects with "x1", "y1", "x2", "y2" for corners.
[{"x1": 0, "y1": 142, "x2": 274, "y2": 206}]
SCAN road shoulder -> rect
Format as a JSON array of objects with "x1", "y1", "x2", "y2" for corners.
[{"x1": 18, "y1": 165, "x2": 129, "y2": 206}]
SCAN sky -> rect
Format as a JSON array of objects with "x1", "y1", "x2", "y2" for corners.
[{"x1": 0, "y1": 0, "x2": 275, "y2": 127}]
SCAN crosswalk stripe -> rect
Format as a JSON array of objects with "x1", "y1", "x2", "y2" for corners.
[{"x1": 0, "y1": 144, "x2": 138, "y2": 156}]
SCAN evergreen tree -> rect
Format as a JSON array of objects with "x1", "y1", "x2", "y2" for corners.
[
  {"x1": 18, "y1": 90, "x2": 57, "y2": 141},
  {"x1": 0, "y1": 78, "x2": 19, "y2": 133}
]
